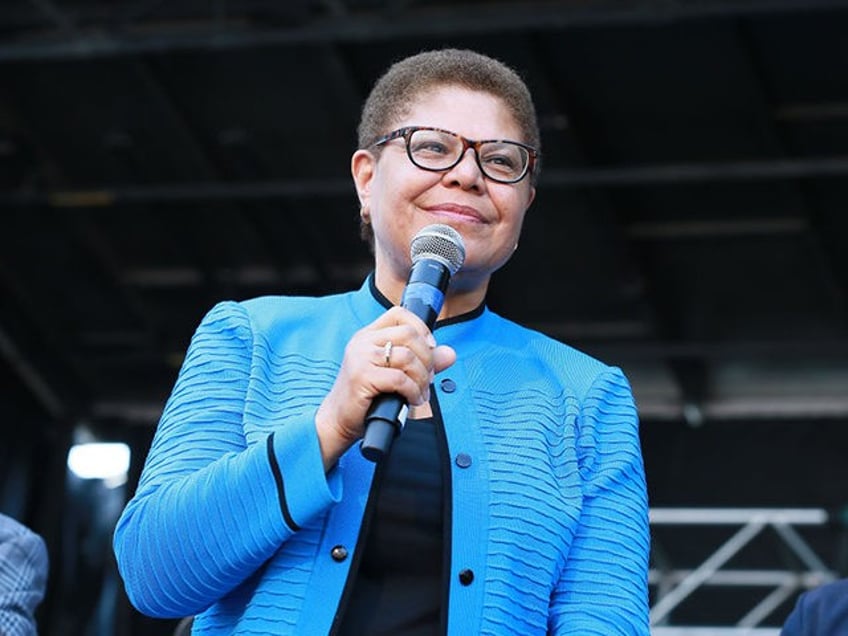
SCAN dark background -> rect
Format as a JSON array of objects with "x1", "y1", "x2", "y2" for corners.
[{"x1": 1, "y1": 1, "x2": 848, "y2": 633}]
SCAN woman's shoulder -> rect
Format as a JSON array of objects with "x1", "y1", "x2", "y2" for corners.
[
  {"x1": 215, "y1": 286, "x2": 384, "y2": 345},
  {"x1": 482, "y1": 309, "x2": 610, "y2": 372},
  {"x1": 476, "y1": 310, "x2": 626, "y2": 399},
  {"x1": 199, "y1": 288, "x2": 358, "y2": 326},
  {"x1": 241, "y1": 291, "x2": 346, "y2": 315}
]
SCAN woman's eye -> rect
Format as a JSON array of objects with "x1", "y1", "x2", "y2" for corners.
[
  {"x1": 483, "y1": 153, "x2": 518, "y2": 169},
  {"x1": 412, "y1": 141, "x2": 450, "y2": 155}
]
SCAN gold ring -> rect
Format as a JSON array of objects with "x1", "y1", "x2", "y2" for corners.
[{"x1": 383, "y1": 341, "x2": 393, "y2": 368}]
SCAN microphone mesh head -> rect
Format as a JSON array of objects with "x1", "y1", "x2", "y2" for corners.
[{"x1": 409, "y1": 224, "x2": 466, "y2": 275}]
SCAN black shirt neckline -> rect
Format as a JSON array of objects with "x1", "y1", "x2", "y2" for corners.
[{"x1": 367, "y1": 273, "x2": 485, "y2": 328}]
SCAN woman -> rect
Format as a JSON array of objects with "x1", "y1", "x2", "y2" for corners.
[{"x1": 114, "y1": 48, "x2": 650, "y2": 634}]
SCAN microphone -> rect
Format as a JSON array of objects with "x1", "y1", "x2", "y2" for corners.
[{"x1": 360, "y1": 224, "x2": 466, "y2": 462}]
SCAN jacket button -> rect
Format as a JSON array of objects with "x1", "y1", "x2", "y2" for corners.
[
  {"x1": 330, "y1": 545, "x2": 348, "y2": 562},
  {"x1": 459, "y1": 569, "x2": 474, "y2": 585},
  {"x1": 455, "y1": 453, "x2": 472, "y2": 468},
  {"x1": 440, "y1": 378, "x2": 456, "y2": 393}
]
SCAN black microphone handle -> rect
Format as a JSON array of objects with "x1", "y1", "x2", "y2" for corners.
[
  {"x1": 360, "y1": 259, "x2": 450, "y2": 462},
  {"x1": 359, "y1": 395, "x2": 407, "y2": 463}
]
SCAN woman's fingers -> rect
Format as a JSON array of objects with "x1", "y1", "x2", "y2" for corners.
[
  {"x1": 372, "y1": 327, "x2": 431, "y2": 371},
  {"x1": 314, "y1": 306, "x2": 457, "y2": 469},
  {"x1": 367, "y1": 341, "x2": 432, "y2": 405},
  {"x1": 433, "y1": 344, "x2": 457, "y2": 373}
]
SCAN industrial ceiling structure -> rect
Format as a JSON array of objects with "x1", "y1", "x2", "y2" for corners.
[{"x1": 1, "y1": 0, "x2": 848, "y2": 633}]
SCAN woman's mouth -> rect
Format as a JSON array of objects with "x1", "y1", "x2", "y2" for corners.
[{"x1": 423, "y1": 203, "x2": 485, "y2": 223}]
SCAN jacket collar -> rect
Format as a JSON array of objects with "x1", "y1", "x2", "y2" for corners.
[{"x1": 364, "y1": 272, "x2": 486, "y2": 329}]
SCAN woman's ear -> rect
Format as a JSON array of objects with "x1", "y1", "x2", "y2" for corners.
[
  {"x1": 351, "y1": 149, "x2": 376, "y2": 208},
  {"x1": 525, "y1": 185, "x2": 536, "y2": 210}
]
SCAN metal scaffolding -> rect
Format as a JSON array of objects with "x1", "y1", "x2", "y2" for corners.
[{"x1": 649, "y1": 508, "x2": 838, "y2": 634}]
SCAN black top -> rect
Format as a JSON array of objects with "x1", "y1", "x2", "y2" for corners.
[{"x1": 337, "y1": 416, "x2": 444, "y2": 635}]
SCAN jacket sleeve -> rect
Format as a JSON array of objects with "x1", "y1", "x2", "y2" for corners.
[
  {"x1": 113, "y1": 301, "x2": 339, "y2": 618},
  {"x1": 548, "y1": 367, "x2": 651, "y2": 635},
  {"x1": 0, "y1": 514, "x2": 49, "y2": 635},
  {"x1": 780, "y1": 589, "x2": 807, "y2": 635}
]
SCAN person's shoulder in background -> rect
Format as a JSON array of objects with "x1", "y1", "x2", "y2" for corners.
[
  {"x1": 0, "y1": 513, "x2": 49, "y2": 636},
  {"x1": 782, "y1": 578, "x2": 848, "y2": 636}
]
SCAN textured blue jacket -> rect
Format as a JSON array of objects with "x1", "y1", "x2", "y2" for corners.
[{"x1": 114, "y1": 278, "x2": 650, "y2": 634}]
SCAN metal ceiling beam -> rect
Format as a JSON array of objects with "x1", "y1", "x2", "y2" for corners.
[
  {"x1": 0, "y1": 0, "x2": 846, "y2": 62},
  {"x1": 527, "y1": 34, "x2": 698, "y2": 411},
  {"x1": 776, "y1": 101, "x2": 848, "y2": 122},
  {"x1": 0, "y1": 324, "x2": 66, "y2": 419},
  {"x1": 0, "y1": 244, "x2": 92, "y2": 422},
  {"x1": 540, "y1": 156, "x2": 848, "y2": 186},
  {"x1": 0, "y1": 259, "x2": 78, "y2": 420},
  {"x1": 63, "y1": 213, "x2": 161, "y2": 342},
  {"x1": 24, "y1": 0, "x2": 78, "y2": 32},
  {"x1": 628, "y1": 218, "x2": 807, "y2": 240},
  {"x1": 129, "y1": 58, "x2": 222, "y2": 179},
  {"x1": 3, "y1": 155, "x2": 848, "y2": 208},
  {"x1": 574, "y1": 337, "x2": 848, "y2": 361},
  {"x1": 733, "y1": 20, "x2": 848, "y2": 320},
  {"x1": 210, "y1": 47, "x2": 353, "y2": 286}
]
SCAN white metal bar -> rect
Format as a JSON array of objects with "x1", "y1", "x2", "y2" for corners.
[
  {"x1": 649, "y1": 569, "x2": 832, "y2": 587},
  {"x1": 650, "y1": 521, "x2": 766, "y2": 624},
  {"x1": 648, "y1": 508, "x2": 834, "y2": 629},
  {"x1": 737, "y1": 582, "x2": 798, "y2": 628},
  {"x1": 650, "y1": 508, "x2": 829, "y2": 525},
  {"x1": 771, "y1": 522, "x2": 836, "y2": 576},
  {"x1": 652, "y1": 629, "x2": 781, "y2": 635}
]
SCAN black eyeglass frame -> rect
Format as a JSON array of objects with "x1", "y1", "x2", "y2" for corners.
[{"x1": 371, "y1": 126, "x2": 539, "y2": 184}]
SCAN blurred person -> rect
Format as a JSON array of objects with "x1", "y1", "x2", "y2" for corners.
[
  {"x1": 0, "y1": 512, "x2": 49, "y2": 636},
  {"x1": 781, "y1": 578, "x2": 848, "y2": 635},
  {"x1": 113, "y1": 48, "x2": 650, "y2": 634}
]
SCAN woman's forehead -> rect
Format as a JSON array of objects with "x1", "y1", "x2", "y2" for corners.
[{"x1": 392, "y1": 86, "x2": 522, "y2": 138}]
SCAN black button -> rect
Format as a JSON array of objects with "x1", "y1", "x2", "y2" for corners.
[
  {"x1": 440, "y1": 378, "x2": 457, "y2": 393},
  {"x1": 330, "y1": 545, "x2": 348, "y2": 562},
  {"x1": 459, "y1": 569, "x2": 474, "y2": 585},
  {"x1": 455, "y1": 453, "x2": 472, "y2": 468}
]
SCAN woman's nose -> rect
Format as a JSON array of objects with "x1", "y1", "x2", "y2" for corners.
[{"x1": 442, "y1": 148, "x2": 484, "y2": 190}]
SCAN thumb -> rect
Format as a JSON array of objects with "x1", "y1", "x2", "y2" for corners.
[{"x1": 433, "y1": 344, "x2": 457, "y2": 373}]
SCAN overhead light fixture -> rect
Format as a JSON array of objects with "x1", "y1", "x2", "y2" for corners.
[{"x1": 67, "y1": 442, "x2": 131, "y2": 487}]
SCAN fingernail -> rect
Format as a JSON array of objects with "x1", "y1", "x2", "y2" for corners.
[{"x1": 427, "y1": 334, "x2": 436, "y2": 348}]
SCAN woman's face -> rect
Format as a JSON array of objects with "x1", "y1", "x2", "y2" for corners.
[{"x1": 352, "y1": 85, "x2": 536, "y2": 295}]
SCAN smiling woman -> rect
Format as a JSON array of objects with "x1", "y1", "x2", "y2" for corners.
[
  {"x1": 113, "y1": 48, "x2": 650, "y2": 635},
  {"x1": 353, "y1": 84, "x2": 536, "y2": 313}
]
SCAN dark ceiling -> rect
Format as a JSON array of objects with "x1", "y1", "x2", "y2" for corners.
[
  {"x1": 3, "y1": 1, "x2": 848, "y2": 633},
  {"x1": 2, "y1": 0, "x2": 847, "y2": 437}
]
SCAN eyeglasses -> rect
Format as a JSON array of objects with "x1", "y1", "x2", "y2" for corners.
[{"x1": 372, "y1": 126, "x2": 538, "y2": 184}]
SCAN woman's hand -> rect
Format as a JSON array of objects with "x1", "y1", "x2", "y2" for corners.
[{"x1": 314, "y1": 306, "x2": 456, "y2": 471}]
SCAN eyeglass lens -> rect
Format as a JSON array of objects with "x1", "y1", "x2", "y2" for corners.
[{"x1": 407, "y1": 129, "x2": 529, "y2": 182}]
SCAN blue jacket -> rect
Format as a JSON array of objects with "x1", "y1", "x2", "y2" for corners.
[{"x1": 114, "y1": 278, "x2": 650, "y2": 634}]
